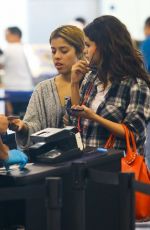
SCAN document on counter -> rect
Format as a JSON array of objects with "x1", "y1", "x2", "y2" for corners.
[{"x1": 0, "y1": 163, "x2": 34, "y2": 172}]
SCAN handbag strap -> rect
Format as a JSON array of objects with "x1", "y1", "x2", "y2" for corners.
[
  {"x1": 105, "y1": 124, "x2": 137, "y2": 164},
  {"x1": 122, "y1": 124, "x2": 136, "y2": 153},
  {"x1": 104, "y1": 125, "x2": 130, "y2": 149},
  {"x1": 122, "y1": 124, "x2": 137, "y2": 164},
  {"x1": 104, "y1": 134, "x2": 115, "y2": 148}
]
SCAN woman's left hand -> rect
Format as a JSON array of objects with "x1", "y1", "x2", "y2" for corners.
[{"x1": 71, "y1": 105, "x2": 96, "y2": 120}]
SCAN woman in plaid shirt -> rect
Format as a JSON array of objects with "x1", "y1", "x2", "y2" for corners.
[{"x1": 70, "y1": 15, "x2": 150, "y2": 153}]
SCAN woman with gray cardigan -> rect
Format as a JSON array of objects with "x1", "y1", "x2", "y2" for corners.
[{"x1": 9, "y1": 25, "x2": 85, "y2": 149}]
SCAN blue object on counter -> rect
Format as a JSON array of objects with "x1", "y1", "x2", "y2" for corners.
[
  {"x1": 4, "y1": 149, "x2": 28, "y2": 170},
  {"x1": 96, "y1": 148, "x2": 108, "y2": 153}
]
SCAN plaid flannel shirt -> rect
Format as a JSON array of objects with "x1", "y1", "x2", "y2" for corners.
[{"x1": 69, "y1": 72, "x2": 150, "y2": 154}]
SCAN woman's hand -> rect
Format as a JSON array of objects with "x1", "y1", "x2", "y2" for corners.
[
  {"x1": 71, "y1": 105, "x2": 96, "y2": 120},
  {"x1": 8, "y1": 118, "x2": 25, "y2": 132},
  {"x1": 0, "y1": 115, "x2": 9, "y2": 133},
  {"x1": 71, "y1": 60, "x2": 90, "y2": 84}
]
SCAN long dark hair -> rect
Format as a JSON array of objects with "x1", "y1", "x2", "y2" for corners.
[{"x1": 84, "y1": 15, "x2": 150, "y2": 87}]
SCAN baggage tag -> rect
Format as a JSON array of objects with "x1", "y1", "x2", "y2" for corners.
[{"x1": 75, "y1": 132, "x2": 84, "y2": 150}]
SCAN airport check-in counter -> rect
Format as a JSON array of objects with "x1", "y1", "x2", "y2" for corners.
[{"x1": 0, "y1": 150, "x2": 123, "y2": 230}]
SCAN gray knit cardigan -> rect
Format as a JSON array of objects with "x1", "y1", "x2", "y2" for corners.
[{"x1": 16, "y1": 77, "x2": 65, "y2": 149}]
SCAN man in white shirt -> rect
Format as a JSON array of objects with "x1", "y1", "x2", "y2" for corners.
[
  {"x1": 3, "y1": 26, "x2": 33, "y2": 91},
  {"x1": 1, "y1": 27, "x2": 33, "y2": 115}
]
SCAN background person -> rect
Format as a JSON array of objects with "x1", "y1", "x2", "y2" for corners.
[
  {"x1": 69, "y1": 17, "x2": 87, "y2": 30},
  {"x1": 140, "y1": 17, "x2": 150, "y2": 168},
  {"x1": 140, "y1": 17, "x2": 150, "y2": 73},
  {"x1": 0, "y1": 26, "x2": 33, "y2": 115},
  {"x1": 69, "y1": 15, "x2": 150, "y2": 153},
  {"x1": 0, "y1": 48, "x2": 5, "y2": 87},
  {"x1": 3, "y1": 26, "x2": 33, "y2": 91},
  {"x1": 8, "y1": 25, "x2": 85, "y2": 149}
]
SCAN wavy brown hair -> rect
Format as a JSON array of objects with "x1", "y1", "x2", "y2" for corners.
[{"x1": 84, "y1": 15, "x2": 150, "y2": 87}]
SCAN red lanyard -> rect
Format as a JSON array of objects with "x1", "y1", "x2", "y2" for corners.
[
  {"x1": 81, "y1": 83, "x2": 94, "y2": 105},
  {"x1": 77, "y1": 83, "x2": 94, "y2": 132}
]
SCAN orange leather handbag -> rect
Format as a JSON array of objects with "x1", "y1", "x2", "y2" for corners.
[{"x1": 105, "y1": 124, "x2": 150, "y2": 220}]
